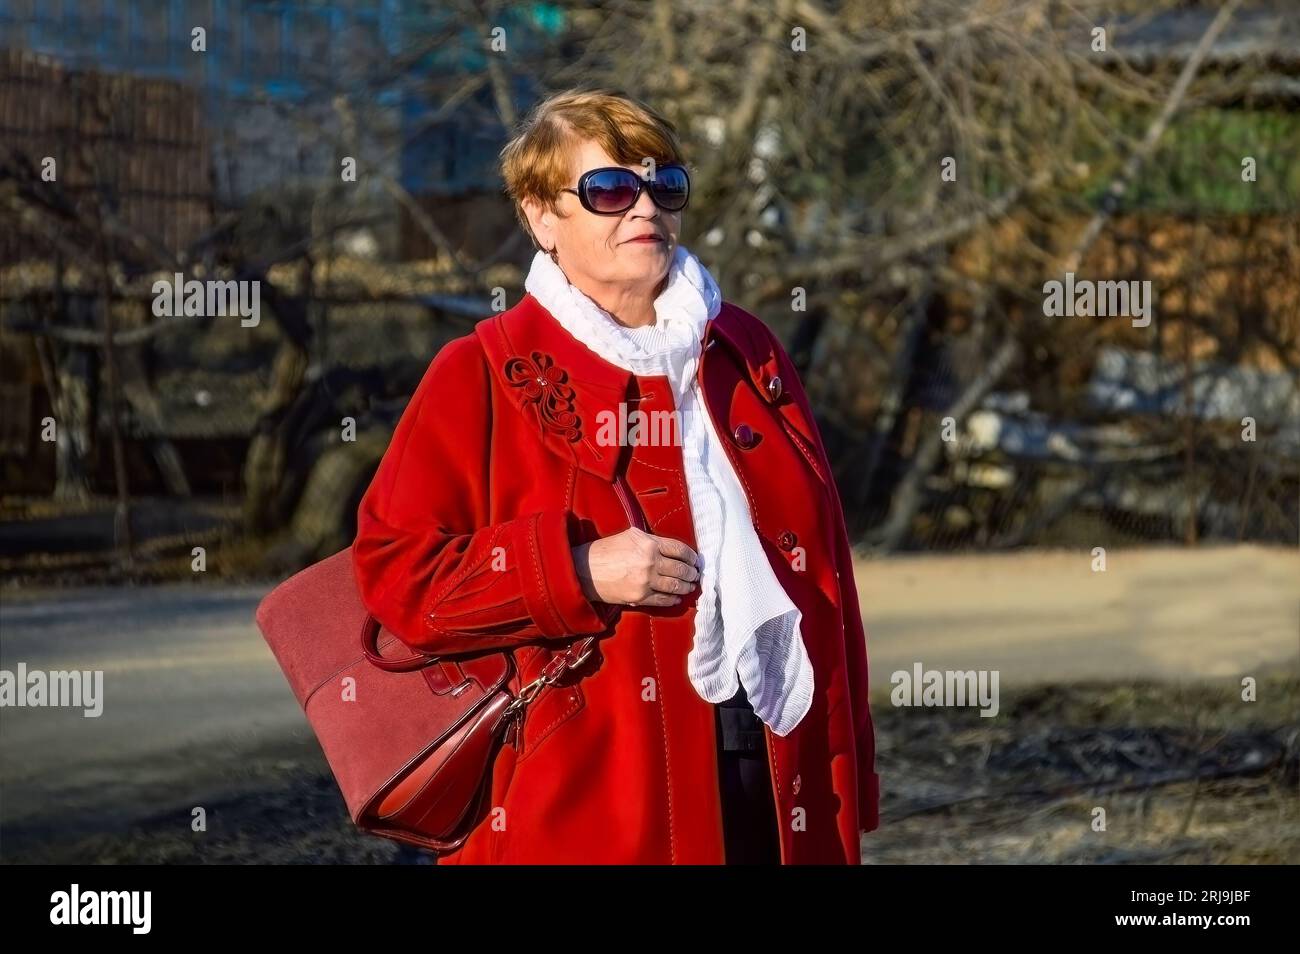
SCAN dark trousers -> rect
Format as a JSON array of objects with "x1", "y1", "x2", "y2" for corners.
[{"x1": 714, "y1": 683, "x2": 782, "y2": 864}]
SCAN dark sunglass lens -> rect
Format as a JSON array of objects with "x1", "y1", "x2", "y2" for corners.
[
  {"x1": 584, "y1": 170, "x2": 640, "y2": 213},
  {"x1": 651, "y1": 166, "x2": 689, "y2": 210}
]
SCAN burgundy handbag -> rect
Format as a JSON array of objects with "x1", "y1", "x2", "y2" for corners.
[{"x1": 254, "y1": 545, "x2": 597, "y2": 854}]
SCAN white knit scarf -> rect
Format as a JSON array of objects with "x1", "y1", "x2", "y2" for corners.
[{"x1": 524, "y1": 244, "x2": 814, "y2": 735}]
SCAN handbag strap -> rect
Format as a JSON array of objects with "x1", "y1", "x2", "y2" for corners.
[
  {"x1": 359, "y1": 616, "x2": 440, "y2": 673},
  {"x1": 359, "y1": 615, "x2": 598, "y2": 701}
]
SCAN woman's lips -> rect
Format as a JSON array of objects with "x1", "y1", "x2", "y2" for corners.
[{"x1": 625, "y1": 236, "x2": 664, "y2": 243}]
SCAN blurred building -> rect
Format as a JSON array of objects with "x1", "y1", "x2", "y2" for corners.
[{"x1": 0, "y1": 0, "x2": 564, "y2": 260}]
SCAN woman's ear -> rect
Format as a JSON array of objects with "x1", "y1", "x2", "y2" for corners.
[{"x1": 521, "y1": 196, "x2": 554, "y2": 254}]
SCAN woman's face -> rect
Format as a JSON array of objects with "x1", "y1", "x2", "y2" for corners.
[{"x1": 524, "y1": 139, "x2": 681, "y2": 295}]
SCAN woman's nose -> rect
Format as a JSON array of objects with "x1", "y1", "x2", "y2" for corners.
[{"x1": 630, "y1": 184, "x2": 659, "y2": 217}]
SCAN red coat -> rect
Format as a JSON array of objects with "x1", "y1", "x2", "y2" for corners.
[{"x1": 351, "y1": 293, "x2": 879, "y2": 864}]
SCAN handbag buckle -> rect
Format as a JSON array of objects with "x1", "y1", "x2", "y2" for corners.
[{"x1": 500, "y1": 638, "x2": 597, "y2": 724}]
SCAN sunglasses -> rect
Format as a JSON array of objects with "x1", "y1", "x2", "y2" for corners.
[{"x1": 559, "y1": 163, "x2": 691, "y2": 215}]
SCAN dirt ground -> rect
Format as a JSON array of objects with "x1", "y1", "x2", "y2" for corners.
[
  {"x1": 852, "y1": 544, "x2": 1299, "y2": 683},
  {"x1": 865, "y1": 673, "x2": 1298, "y2": 864},
  {"x1": 1, "y1": 544, "x2": 1296, "y2": 864},
  {"x1": 6, "y1": 674, "x2": 1293, "y2": 865},
  {"x1": 852, "y1": 544, "x2": 1300, "y2": 864}
]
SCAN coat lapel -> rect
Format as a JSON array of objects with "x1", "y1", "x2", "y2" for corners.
[
  {"x1": 702, "y1": 304, "x2": 826, "y2": 485},
  {"x1": 477, "y1": 294, "x2": 632, "y2": 483}
]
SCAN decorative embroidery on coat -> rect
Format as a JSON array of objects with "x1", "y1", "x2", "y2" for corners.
[{"x1": 504, "y1": 350, "x2": 581, "y2": 443}]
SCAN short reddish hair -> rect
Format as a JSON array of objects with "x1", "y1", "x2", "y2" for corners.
[{"x1": 498, "y1": 87, "x2": 686, "y2": 251}]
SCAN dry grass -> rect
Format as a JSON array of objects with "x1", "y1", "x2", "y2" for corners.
[{"x1": 864, "y1": 672, "x2": 1300, "y2": 864}]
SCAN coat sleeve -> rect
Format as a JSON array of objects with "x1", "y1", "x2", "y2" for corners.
[
  {"x1": 351, "y1": 332, "x2": 614, "y2": 657},
  {"x1": 764, "y1": 326, "x2": 881, "y2": 834}
]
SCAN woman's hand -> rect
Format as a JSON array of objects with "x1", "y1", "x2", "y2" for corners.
[{"x1": 572, "y1": 528, "x2": 700, "y2": 607}]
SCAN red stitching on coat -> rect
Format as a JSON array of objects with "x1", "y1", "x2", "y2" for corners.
[
  {"x1": 782, "y1": 419, "x2": 828, "y2": 486},
  {"x1": 515, "y1": 682, "x2": 584, "y2": 764},
  {"x1": 645, "y1": 615, "x2": 676, "y2": 864},
  {"x1": 765, "y1": 727, "x2": 786, "y2": 859},
  {"x1": 651, "y1": 504, "x2": 682, "y2": 528},
  {"x1": 440, "y1": 566, "x2": 512, "y2": 603},
  {"x1": 436, "y1": 594, "x2": 528, "y2": 619},
  {"x1": 526, "y1": 512, "x2": 566, "y2": 636},
  {"x1": 628, "y1": 459, "x2": 693, "y2": 528},
  {"x1": 424, "y1": 523, "x2": 509, "y2": 639},
  {"x1": 665, "y1": 466, "x2": 692, "y2": 529},
  {"x1": 425, "y1": 620, "x2": 535, "y2": 643},
  {"x1": 431, "y1": 524, "x2": 507, "y2": 606},
  {"x1": 631, "y1": 457, "x2": 677, "y2": 472}
]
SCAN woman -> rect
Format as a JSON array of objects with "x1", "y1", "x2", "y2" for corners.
[{"x1": 351, "y1": 88, "x2": 878, "y2": 865}]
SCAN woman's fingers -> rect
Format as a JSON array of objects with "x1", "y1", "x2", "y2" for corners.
[
  {"x1": 650, "y1": 573, "x2": 693, "y2": 596},
  {"x1": 607, "y1": 531, "x2": 701, "y2": 606},
  {"x1": 625, "y1": 538, "x2": 696, "y2": 604},
  {"x1": 650, "y1": 536, "x2": 698, "y2": 597},
  {"x1": 653, "y1": 535, "x2": 699, "y2": 570},
  {"x1": 654, "y1": 552, "x2": 699, "y2": 583}
]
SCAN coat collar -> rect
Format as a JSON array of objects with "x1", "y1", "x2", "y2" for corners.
[{"x1": 475, "y1": 293, "x2": 821, "y2": 483}]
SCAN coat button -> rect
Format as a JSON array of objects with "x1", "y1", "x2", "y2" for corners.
[
  {"x1": 792, "y1": 774, "x2": 802, "y2": 795},
  {"x1": 767, "y1": 375, "x2": 782, "y2": 401},
  {"x1": 733, "y1": 423, "x2": 756, "y2": 449},
  {"x1": 777, "y1": 530, "x2": 797, "y2": 551}
]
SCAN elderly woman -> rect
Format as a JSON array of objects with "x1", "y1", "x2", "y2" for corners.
[{"x1": 352, "y1": 88, "x2": 878, "y2": 865}]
